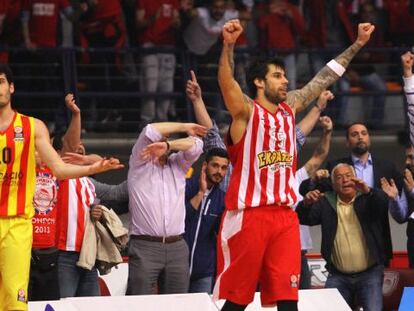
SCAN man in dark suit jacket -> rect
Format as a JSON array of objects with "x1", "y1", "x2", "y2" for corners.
[
  {"x1": 325, "y1": 122, "x2": 403, "y2": 266},
  {"x1": 297, "y1": 163, "x2": 389, "y2": 311}
]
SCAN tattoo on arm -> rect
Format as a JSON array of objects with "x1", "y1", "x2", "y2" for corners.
[
  {"x1": 287, "y1": 66, "x2": 337, "y2": 110},
  {"x1": 334, "y1": 42, "x2": 363, "y2": 67},
  {"x1": 287, "y1": 41, "x2": 363, "y2": 110}
]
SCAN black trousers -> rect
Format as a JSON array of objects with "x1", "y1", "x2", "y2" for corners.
[{"x1": 28, "y1": 248, "x2": 60, "y2": 301}]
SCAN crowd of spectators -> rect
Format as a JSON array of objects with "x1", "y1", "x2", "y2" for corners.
[
  {"x1": 1, "y1": 1, "x2": 413, "y2": 61},
  {"x1": 2, "y1": 3, "x2": 414, "y2": 309},
  {"x1": 0, "y1": 0, "x2": 414, "y2": 131}
]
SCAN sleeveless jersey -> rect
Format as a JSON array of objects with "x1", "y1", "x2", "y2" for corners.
[
  {"x1": 0, "y1": 112, "x2": 36, "y2": 218},
  {"x1": 32, "y1": 165, "x2": 59, "y2": 248},
  {"x1": 56, "y1": 177, "x2": 96, "y2": 252},
  {"x1": 225, "y1": 101, "x2": 297, "y2": 210}
]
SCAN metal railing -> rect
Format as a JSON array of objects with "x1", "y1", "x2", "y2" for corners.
[{"x1": 1, "y1": 46, "x2": 410, "y2": 133}]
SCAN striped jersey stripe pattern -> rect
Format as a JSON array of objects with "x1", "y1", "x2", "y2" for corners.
[
  {"x1": 0, "y1": 112, "x2": 36, "y2": 218},
  {"x1": 56, "y1": 177, "x2": 96, "y2": 252},
  {"x1": 225, "y1": 101, "x2": 297, "y2": 210}
]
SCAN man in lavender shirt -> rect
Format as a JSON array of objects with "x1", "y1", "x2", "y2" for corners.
[{"x1": 126, "y1": 122, "x2": 206, "y2": 295}]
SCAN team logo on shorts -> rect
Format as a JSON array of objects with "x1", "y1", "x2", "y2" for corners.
[
  {"x1": 17, "y1": 288, "x2": 26, "y2": 302},
  {"x1": 290, "y1": 274, "x2": 299, "y2": 288}
]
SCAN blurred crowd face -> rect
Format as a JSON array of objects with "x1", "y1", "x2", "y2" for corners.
[
  {"x1": 209, "y1": 0, "x2": 227, "y2": 21},
  {"x1": 346, "y1": 124, "x2": 371, "y2": 156},
  {"x1": 205, "y1": 156, "x2": 229, "y2": 185},
  {"x1": 180, "y1": 0, "x2": 193, "y2": 11},
  {"x1": 269, "y1": 0, "x2": 288, "y2": 15},
  {"x1": 405, "y1": 145, "x2": 414, "y2": 172},
  {"x1": 332, "y1": 164, "x2": 357, "y2": 199},
  {"x1": 360, "y1": 3, "x2": 376, "y2": 23}
]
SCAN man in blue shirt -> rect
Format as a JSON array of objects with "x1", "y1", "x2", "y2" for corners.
[{"x1": 184, "y1": 147, "x2": 229, "y2": 293}]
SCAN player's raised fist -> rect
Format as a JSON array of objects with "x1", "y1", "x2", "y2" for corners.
[
  {"x1": 356, "y1": 23, "x2": 375, "y2": 46},
  {"x1": 222, "y1": 19, "x2": 243, "y2": 45}
]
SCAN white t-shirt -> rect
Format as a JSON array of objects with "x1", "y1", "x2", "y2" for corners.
[
  {"x1": 295, "y1": 167, "x2": 313, "y2": 251},
  {"x1": 183, "y1": 7, "x2": 239, "y2": 55}
]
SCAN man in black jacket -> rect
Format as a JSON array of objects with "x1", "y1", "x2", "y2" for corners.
[
  {"x1": 325, "y1": 122, "x2": 403, "y2": 266},
  {"x1": 296, "y1": 163, "x2": 388, "y2": 311}
]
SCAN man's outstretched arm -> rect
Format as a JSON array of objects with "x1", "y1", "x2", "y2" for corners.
[
  {"x1": 288, "y1": 23, "x2": 375, "y2": 112},
  {"x1": 150, "y1": 122, "x2": 207, "y2": 138},
  {"x1": 302, "y1": 116, "x2": 333, "y2": 178},
  {"x1": 187, "y1": 70, "x2": 213, "y2": 129},
  {"x1": 219, "y1": 19, "x2": 252, "y2": 143},
  {"x1": 35, "y1": 119, "x2": 123, "y2": 179},
  {"x1": 297, "y1": 90, "x2": 334, "y2": 136},
  {"x1": 187, "y1": 70, "x2": 226, "y2": 151},
  {"x1": 61, "y1": 93, "x2": 82, "y2": 154}
]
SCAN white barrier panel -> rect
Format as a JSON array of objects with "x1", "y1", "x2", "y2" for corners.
[
  {"x1": 29, "y1": 293, "x2": 214, "y2": 311},
  {"x1": 29, "y1": 289, "x2": 350, "y2": 311},
  {"x1": 99, "y1": 262, "x2": 128, "y2": 296},
  {"x1": 28, "y1": 301, "x2": 77, "y2": 311},
  {"x1": 214, "y1": 289, "x2": 352, "y2": 311}
]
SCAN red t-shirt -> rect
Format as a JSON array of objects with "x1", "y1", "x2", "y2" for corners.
[
  {"x1": 89, "y1": 0, "x2": 121, "y2": 20},
  {"x1": 32, "y1": 166, "x2": 59, "y2": 249},
  {"x1": 384, "y1": 0, "x2": 414, "y2": 35},
  {"x1": 23, "y1": 0, "x2": 70, "y2": 47},
  {"x1": 0, "y1": 0, "x2": 6, "y2": 14},
  {"x1": 257, "y1": 3, "x2": 305, "y2": 49},
  {"x1": 0, "y1": 0, "x2": 23, "y2": 42},
  {"x1": 136, "y1": 0, "x2": 179, "y2": 45}
]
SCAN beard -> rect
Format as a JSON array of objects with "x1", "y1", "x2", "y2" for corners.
[
  {"x1": 206, "y1": 172, "x2": 223, "y2": 185},
  {"x1": 352, "y1": 142, "x2": 368, "y2": 156},
  {"x1": 264, "y1": 86, "x2": 286, "y2": 104}
]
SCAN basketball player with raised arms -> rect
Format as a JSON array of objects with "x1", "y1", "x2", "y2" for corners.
[
  {"x1": 213, "y1": 19, "x2": 375, "y2": 311},
  {"x1": 0, "y1": 64, "x2": 123, "y2": 311}
]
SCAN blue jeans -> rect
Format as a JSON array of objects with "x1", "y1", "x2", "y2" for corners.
[
  {"x1": 58, "y1": 251, "x2": 100, "y2": 298},
  {"x1": 189, "y1": 276, "x2": 214, "y2": 294},
  {"x1": 325, "y1": 264, "x2": 384, "y2": 311}
]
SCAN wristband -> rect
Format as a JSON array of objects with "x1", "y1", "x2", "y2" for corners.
[{"x1": 327, "y1": 59, "x2": 346, "y2": 77}]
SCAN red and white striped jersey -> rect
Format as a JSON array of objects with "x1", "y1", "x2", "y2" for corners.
[
  {"x1": 56, "y1": 177, "x2": 96, "y2": 252},
  {"x1": 225, "y1": 101, "x2": 297, "y2": 210}
]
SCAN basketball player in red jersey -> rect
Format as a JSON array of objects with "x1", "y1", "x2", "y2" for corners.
[
  {"x1": 0, "y1": 64, "x2": 123, "y2": 310},
  {"x1": 213, "y1": 19, "x2": 375, "y2": 311}
]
